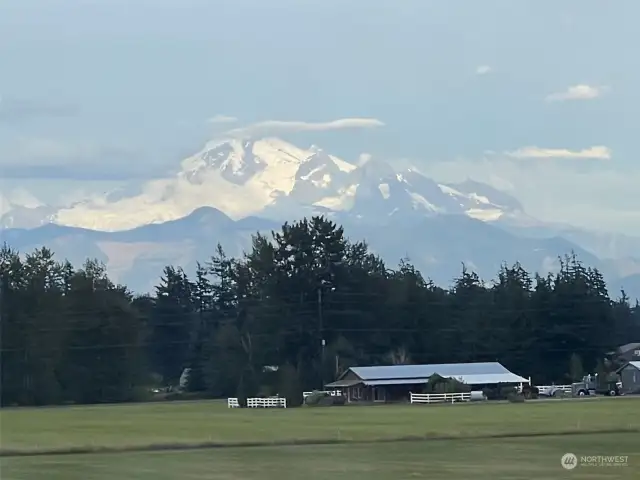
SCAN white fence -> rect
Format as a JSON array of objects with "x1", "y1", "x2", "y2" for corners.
[
  {"x1": 410, "y1": 392, "x2": 472, "y2": 404},
  {"x1": 227, "y1": 397, "x2": 287, "y2": 408},
  {"x1": 302, "y1": 390, "x2": 342, "y2": 399}
]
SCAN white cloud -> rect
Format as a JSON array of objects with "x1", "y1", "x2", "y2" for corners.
[
  {"x1": 0, "y1": 193, "x2": 11, "y2": 216},
  {"x1": 0, "y1": 135, "x2": 155, "y2": 181},
  {"x1": 207, "y1": 114, "x2": 238, "y2": 124},
  {"x1": 475, "y1": 65, "x2": 492, "y2": 75},
  {"x1": 504, "y1": 146, "x2": 611, "y2": 160},
  {"x1": 358, "y1": 153, "x2": 372, "y2": 166},
  {"x1": 545, "y1": 84, "x2": 609, "y2": 102},
  {"x1": 4, "y1": 188, "x2": 43, "y2": 208},
  {"x1": 223, "y1": 118, "x2": 384, "y2": 138}
]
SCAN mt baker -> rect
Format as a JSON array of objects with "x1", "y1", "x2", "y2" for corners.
[
  {"x1": 2, "y1": 137, "x2": 638, "y2": 297},
  {"x1": 44, "y1": 137, "x2": 522, "y2": 231}
]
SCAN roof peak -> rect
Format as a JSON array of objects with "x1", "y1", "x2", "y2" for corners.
[{"x1": 346, "y1": 362, "x2": 513, "y2": 381}]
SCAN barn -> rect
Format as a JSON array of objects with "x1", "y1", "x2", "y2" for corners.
[
  {"x1": 608, "y1": 342, "x2": 640, "y2": 363},
  {"x1": 616, "y1": 361, "x2": 640, "y2": 394},
  {"x1": 324, "y1": 362, "x2": 529, "y2": 403}
]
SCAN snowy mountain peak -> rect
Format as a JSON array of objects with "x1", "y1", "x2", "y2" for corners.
[
  {"x1": 180, "y1": 137, "x2": 313, "y2": 187},
  {"x1": 9, "y1": 136, "x2": 526, "y2": 232}
]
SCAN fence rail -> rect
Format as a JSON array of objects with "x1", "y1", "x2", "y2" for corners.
[
  {"x1": 227, "y1": 397, "x2": 287, "y2": 408},
  {"x1": 410, "y1": 392, "x2": 471, "y2": 404}
]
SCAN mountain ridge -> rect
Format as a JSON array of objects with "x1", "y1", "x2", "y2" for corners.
[{"x1": 3, "y1": 206, "x2": 607, "y2": 294}]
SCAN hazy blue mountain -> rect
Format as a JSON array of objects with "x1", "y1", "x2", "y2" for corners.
[{"x1": 6, "y1": 207, "x2": 626, "y2": 298}]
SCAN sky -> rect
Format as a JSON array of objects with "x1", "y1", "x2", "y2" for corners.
[{"x1": 1, "y1": 0, "x2": 638, "y2": 234}]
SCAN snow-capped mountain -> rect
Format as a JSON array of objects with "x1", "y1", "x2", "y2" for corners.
[
  {"x1": 36, "y1": 137, "x2": 525, "y2": 231},
  {"x1": 3, "y1": 136, "x2": 639, "y2": 299},
  {"x1": 345, "y1": 158, "x2": 526, "y2": 223}
]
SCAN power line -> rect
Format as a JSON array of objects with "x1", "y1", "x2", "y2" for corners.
[
  {"x1": 1, "y1": 287, "x2": 629, "y2": 317},
  {"x1": 0, "y1": 332, "x2": 615, "y2": 352},
  {"x1": 3, "y1": 304, "x2": 635, "y2": 334}
]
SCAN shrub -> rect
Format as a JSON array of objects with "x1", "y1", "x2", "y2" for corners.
[
  {"x1": 304, "y1": 391, "x2": 346, "y2": 407},
  {"x1": 425, "y1": 374, "x2": 472, "y2": 394},
  {"x1": 507, "y1": 392, "x2": 526, "y2": 403},
  {"x1": 482, "y1": 386, "x2": 524, "y2": 401},
  {"x1": 332, "y1": 395, "x2": 347, "y2": 406},
  {"x1": 521, "y1": 385, "x2": 539, "y2": 400},
  {"x1": 482, "y1": 387, "x2": 499, "y2": 400},
  {"x1": 317, "y1": 395, "x2": 333, "y2": 406},
  {"x1": 277, "y1": 364, "x2": 303, "y2": 407},
  {"x1": 499, "y1": 386, "x2": 517, "y2": 398},
  {"x1": 303, "y1": 391, "x2": 326, "y2": 406}
]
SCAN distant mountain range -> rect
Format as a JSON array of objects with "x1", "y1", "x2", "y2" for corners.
[{"x1": 2, "y1": 136, "x2": 639, "y2": 299}]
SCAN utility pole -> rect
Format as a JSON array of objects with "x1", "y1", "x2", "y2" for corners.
[
  {"x1": 318, "y1": 286, "x2": 325, "y2": 389},
  {"x1": 318, "y1": 253, "x2": 340, "y2": 390}
]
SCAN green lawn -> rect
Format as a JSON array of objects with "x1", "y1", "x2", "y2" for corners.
[
  {"x1": 2, "y1": 399, "x2": 639, "y2": 479},
  {"x1": 2, "y1": 433, "x2": 638, "y2": 480},
  {"x1": 1, "y1": 397, "x2": 639, "y2": 454}
]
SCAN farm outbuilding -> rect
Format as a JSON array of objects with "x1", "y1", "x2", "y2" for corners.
[
  {"x1": 324, "y1": 362, "x2": 529, "y2": 403},
  {"x1": 616, "y1": 361, "x2": 640, "y2": 395},
  {"x1": 608, "y1": 342, "x2": 640, "y2": 363}
]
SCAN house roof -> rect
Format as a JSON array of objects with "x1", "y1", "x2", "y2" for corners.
[
  {"x1": 618, "y1": 361, "x2": 640, "y2": 372},
  {"x1": 340, "y1": 362, "x2": 528, "y2": 385},
  {"x1": 324, "y1": 378, "x2": 363, "y2": 388},
  {"x1": 617, "y1": 342, "x2": 640, "y2": 354},
  {"x1": 364, "y1": 378, "x2": 432, "y2": 386}
]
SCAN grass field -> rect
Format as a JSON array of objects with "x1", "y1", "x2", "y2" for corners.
[
  {"x1": 2, "y1": 433, "x2": 638, "y2": 480},
  {"x1": 1, "y1": 398, "x2": 639, "y2": 479}
]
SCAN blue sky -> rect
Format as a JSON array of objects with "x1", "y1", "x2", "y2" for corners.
[{"x1": 1, "y1": 0, "x2": 638, "y2": 233}]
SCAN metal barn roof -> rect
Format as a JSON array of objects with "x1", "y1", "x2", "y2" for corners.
[
  {"x1": 364, "y1": 378, "x2": 432, "y2": 386},
  {"x1": 345, "y1": 362, "x2": 528, "y2": 385},
  {"x1": 616, "y1": 361, "x2": 640, "y2": 373},
  {"x1": 609, "y1": 342, "x2": 640, "y2": 356},
  {"x1": 619, "y1": 342, "x2": 640, "y2": 353}
]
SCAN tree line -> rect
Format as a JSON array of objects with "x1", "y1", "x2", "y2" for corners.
[{"x1": 1, "y1": 216, "x2": 639, "y2": 407}]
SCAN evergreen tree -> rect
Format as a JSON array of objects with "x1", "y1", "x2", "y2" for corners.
[
  {"x1": 149, "y1": 267, "x2": 196, "y2": 385},
  {"x1": 2, "y1": 218, "x2": 637, "y2": 407}
]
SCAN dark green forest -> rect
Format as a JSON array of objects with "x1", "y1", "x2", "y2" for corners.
[{"x1": 1, "y1": 216, "x2": 639, "y2": 407}]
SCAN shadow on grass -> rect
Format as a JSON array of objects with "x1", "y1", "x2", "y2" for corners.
[{"x1": 2, "y1": 427, "x2": 638, "y2": 458}]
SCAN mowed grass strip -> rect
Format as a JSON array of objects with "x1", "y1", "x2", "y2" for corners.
[
  {"x1": 2, "y1": 433, "x2": 638, "y2": 480},
  {"x1": 1, "y1": 397, "x2": 638, "y2": 454}
]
